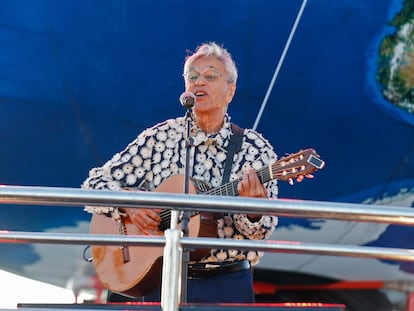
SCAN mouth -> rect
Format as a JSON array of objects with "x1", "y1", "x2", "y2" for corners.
[{"x1": 194, "y1": 90, "x2": 207, "y2": 98}]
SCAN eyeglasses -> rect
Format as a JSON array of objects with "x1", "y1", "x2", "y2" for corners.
[{"x1": 184, "y1": 69, "x2": 224, "y2": 83}]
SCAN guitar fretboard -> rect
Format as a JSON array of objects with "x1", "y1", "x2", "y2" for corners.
[{"x1": 206, "y1": 165, "x2": 272, "y2": 197}]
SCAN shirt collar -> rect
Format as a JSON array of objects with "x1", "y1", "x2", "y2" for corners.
[{"x1": 190, "y1": 114, "x2": 232, "y2": 148}]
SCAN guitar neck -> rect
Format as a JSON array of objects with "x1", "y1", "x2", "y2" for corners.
[
  {"x1": 205, "y1": 165, "x2": 271, "y2": 197},
  {"x1": 157, "y1": 148, "x2": 324, "y2": 230},
  {"x1": 204, "y1": 148, "x2": 325, "y2": 197}
]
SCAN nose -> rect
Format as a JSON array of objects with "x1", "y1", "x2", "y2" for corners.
[{"x1": 194, "y1": 75, "x2": 206, "y2": 85}]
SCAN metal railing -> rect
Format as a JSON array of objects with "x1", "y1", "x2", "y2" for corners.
[{"x1": 1, "y1": 185, "x2": 414, "y2": 310}]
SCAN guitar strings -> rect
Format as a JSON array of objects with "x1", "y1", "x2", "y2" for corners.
[{"x1": 155, "y1": 165, "x2": 272, "y2": 230}]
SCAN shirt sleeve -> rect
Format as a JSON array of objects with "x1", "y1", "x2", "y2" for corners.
[
  {"x1": 231, "y1": 128, "x2": 279, "y2": 239},
  {"x1": 81, "y1": 163, "x2": 125, "y2": 221},
  {"x1": 81, "y1": 134, "x2": 149, "y2": 221},
  {"x1": 233, "y1": 214, "x2": 278, "y2": 239}
]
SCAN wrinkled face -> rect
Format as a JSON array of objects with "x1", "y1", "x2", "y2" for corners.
[{"x1": 184, "y1": 56, "x2": 236, "y2": 118}]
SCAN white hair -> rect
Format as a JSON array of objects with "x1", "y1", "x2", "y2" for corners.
[{"x1": 183, "y1": 42, "x2": 238, "y2": 84}]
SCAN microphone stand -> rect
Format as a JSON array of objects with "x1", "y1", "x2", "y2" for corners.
[{"x1": 180, "y1": 101, "x2": 194, "y2": 303}]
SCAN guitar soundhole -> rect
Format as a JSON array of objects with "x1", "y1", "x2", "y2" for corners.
[
  {"x1": 158, "y1": 209, "x2": 170, "y2": 231},
  {"x1": 158, "y1": 222, "x2": 169, "y2": 231}
]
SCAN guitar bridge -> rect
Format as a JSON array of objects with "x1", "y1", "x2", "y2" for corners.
[
  {"x1": 120, "y1": 246, "x2": 130, "y2": 263},
  {"x1": 118, "y1": 220, "x2": 131, "y2": 263}
]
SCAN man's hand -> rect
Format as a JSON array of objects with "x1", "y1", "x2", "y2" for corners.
[
  {"x1": 125, "y1": 207, "x2": 162, "y2": 235},
  {"x1": 237, "y1": 169, "x2": 267, "y2": 198},
  {"x1": 237, "y1": 169, "x2": 267, "y2": 221},
  {"x1": 288, "y1": 174, "x2": 314, "y2": 185}
]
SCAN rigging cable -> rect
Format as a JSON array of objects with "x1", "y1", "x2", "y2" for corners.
[{"x1": 253, "y1": 0, "x2": 308, "y2": 130}]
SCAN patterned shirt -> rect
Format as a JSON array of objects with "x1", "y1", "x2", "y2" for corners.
[{"x1": 82, "y1": 114, "x2": 278, "y2": 266}]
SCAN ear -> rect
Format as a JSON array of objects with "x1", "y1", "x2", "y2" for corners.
[{"x1": 226, "y1": 83, "x2": 236, "y2": 104}]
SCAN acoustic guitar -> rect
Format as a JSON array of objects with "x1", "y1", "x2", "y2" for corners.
[{"x1": 90, "y1": 148, "x2": 325, "y2": 297}]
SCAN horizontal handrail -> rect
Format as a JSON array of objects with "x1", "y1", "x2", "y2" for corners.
[
  {"x1": 0, "y1": 185, "x2": 414, "y2": 225},
  {"x1": 1, "y1": 184, "x2": 414, "y2": 311},
  {"x1": 0, "y1": 230, "x2": 413, "y2": 262}
]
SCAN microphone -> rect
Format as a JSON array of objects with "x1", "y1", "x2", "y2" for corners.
[{"x1": 179, "y1": 91, "x2": 196, "y2": 109}]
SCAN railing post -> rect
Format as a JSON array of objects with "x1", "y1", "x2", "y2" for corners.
[{"x1": 161, "y1": 228, "x2": 182, "y2": 311}]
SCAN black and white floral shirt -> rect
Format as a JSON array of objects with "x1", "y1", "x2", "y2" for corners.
[{"x1": 82, "y1": 114, "x2": 278, "y2": 266}]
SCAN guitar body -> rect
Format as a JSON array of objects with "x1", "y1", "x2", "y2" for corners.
[
  {"x1": 90, "y1": 149, "x2": 325, "y2": 297},
  {"x1": 90, "y1": 175, "x2": 218, "y2": 297}
]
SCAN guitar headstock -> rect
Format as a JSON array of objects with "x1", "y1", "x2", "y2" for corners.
[{"x1": 272, "y1": 148, "x2": 325, "y2": 181}]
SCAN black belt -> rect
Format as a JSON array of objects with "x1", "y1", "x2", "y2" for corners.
[{"x1": 188, "y1": 260, "x2": 250, "y2": 280}]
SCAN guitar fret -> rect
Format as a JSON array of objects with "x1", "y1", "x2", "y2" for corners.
[
  {"x1": 228, "y1": 183, "x2": 235, "y2": 196},
  {"x1": 231, "y1": 183, "x2": 237, "y2": 196},
  {"x1": 268, "y1": 163, "x2": 273, "y2": 180}
]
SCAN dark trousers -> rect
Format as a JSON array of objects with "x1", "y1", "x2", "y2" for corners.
[{"x1": 108, "y1": 269, "x2": 254, "y2": 303}]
